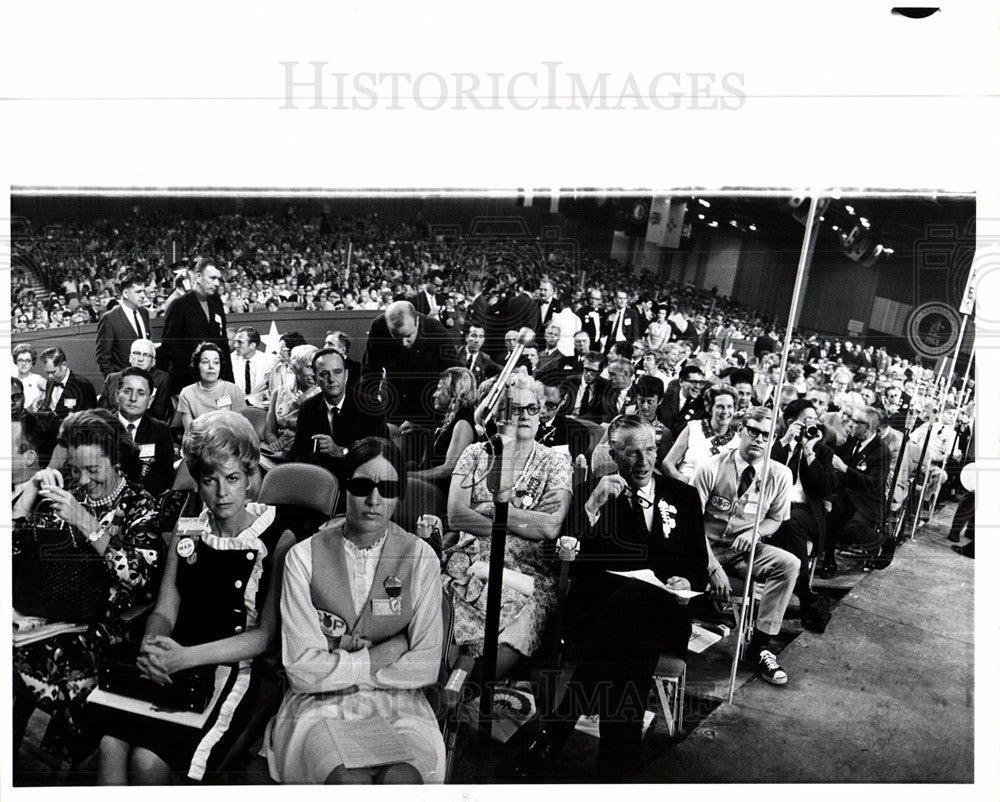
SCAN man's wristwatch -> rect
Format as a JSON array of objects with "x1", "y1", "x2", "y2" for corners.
[{"x1": 87, "y1": 525, "x2": 106, "y2": 543}]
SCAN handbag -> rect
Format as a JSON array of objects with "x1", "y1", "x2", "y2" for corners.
[
  {"x1": 98, "y1": 643, "x2": 218, "y2": 713},
  {"x1": 12, "y1": 510, "x2": 111, "y2": 623}
]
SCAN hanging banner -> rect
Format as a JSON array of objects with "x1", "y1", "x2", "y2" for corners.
[
  {"x1": 646, "y1": 198, "x2": 687, "y2": 249},
  {"x1": 958, "y1": 252, "x2": 983, "y2": 315}
]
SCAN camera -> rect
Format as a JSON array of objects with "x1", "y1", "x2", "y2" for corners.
[{"x1": 803, "y1": 423, "x2": 824, "y2": 441}]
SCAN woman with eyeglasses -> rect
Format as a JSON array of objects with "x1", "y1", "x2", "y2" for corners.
[
  {"x1": 264, "y1": 437, "x2": 445, "y2": 784},
  {"x1": 176, "y1": 342, "x2": 247, "y2": 432},
  {"x1": 410, "y1": 366, "x2": 479, "y2": 492},
  {"x1": 13, "y1": 343, "x2": 47, "y2": 411},
  {"x1": 443, "y1": 374, "x2": 572, "y2": 679},
  {"x1": 662, "y1": 384, "x2": 741, "y2": 484}
]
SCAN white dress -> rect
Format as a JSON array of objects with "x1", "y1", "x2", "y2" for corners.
[{"x1": 264, "y1": 524, "x2": 446, "y2": 783}]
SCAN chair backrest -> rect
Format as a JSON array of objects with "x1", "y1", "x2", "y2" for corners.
[
  {"x1": 259, "y1": 462, "x2": 339, "y2": 516},
  {"x1": 441, "y1": 591, "x2": 457, "y2": 670},
  {"x1": 240, "y1": 406, "x2": 268, "y2": 442},
  {"x1": 391, "y1": 476, "x2": 447, "y2": 536}
]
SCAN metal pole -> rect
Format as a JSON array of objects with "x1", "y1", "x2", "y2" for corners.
[
  {"x1": 726, "y1": 194, "x2": 822, "y2": 704},
  {"x1": 479, "y1": 491, "x2": 510, "y2": 740}
]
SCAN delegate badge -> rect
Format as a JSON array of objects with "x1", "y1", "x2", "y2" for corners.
[{"x1": 176, "y1": 537, "x2": 195, "y2": 558}]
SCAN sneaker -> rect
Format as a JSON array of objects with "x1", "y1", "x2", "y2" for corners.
[{"x1": 758, "y1": 650, "x2": 788, "y2": 685}]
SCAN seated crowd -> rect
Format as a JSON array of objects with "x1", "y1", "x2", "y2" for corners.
[{"x1": 12, "y1": 254, "x2": 974, "y2": 783}]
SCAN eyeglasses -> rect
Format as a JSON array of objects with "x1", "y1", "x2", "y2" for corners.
[
  {"x1": 345, "y1": 477, "x2": 401, "y2": 499},
  {"x1": 743, "y1": 425, "x2": 771, "y2": 440},
  {"x1": 622, "y1": 488, "x2": 653, "y2": 508},
  {"x1": 509, "y1": 403, "x2": 540, "y2": 417}
]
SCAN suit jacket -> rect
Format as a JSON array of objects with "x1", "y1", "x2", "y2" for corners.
[
  {"x1": 833, "y1": 435, "x2": 891, "y2": 523},
  {"x1": 42, "y1": 371, "x2": 98, "y2": 418},
  {"x1": 157, "y1": 291, "x2": 233, "y2": 394},
  {"x1": 575, "y1": 304, "x2": 604, "y2": 344},
  {"x1": 569, "y1": 473, "x2": 709, "y2": 644},
  {"x1": 95, "y1": 304, "x2": 151, "y2": 376},
  {"x1": 456, "y1": 346, "x2": 502, "y2": 386},
  {"x1": 535, "y1": 348, "x2": 574, "y2": 378},
  {"x1": 771, "y1": 439, "x2": 838, "y2": 549},
  {"x1": 101, "y1": 367, "x2": 173, "y2": 423},
  {"x1": 361, "y1": 313, "x2": 459, "y2": 425},
  {"x1": 575, "y1": 376, "x2": 611, "y2": 422},
  {"x1": 602, "y1": 306, "x2": 644, "y2": 351},
  {"x1": 288, "y1": 391, "x2": 388, "y2": 479},
  {"x1": 536, "y1": 299, "x2": 558, "y2": 333},
  {"x1": 128, "y1": 415, "x2": 175, "y2": 497},
  {"x1": 658, "y1": 380, "x2": 707, "y2": 437}
]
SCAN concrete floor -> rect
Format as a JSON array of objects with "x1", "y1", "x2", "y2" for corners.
[{"x1": 636, "y1": 506, "x2": 974, "y2": 784}]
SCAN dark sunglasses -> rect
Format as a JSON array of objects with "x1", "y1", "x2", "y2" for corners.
[{"x1": 344, "y1": 477, "x2": 402, "y2": 499}]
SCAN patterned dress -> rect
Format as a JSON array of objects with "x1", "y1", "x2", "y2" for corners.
[
  {"x1": 270, "y1": 384, "x2": 321, "y2": 455},
  {"x1": 443, "y1": 441, "x2": 572, "y2": 658},
  {"x1": 13, "y1": 479, "x2": 163, "y2": 728}
]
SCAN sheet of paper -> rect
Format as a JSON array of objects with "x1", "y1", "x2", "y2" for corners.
[
  {"x1": 325, "y1": 717, "x2": 415, "y2": 769},
  {"x1": 687, "y1": 623, "x2": 724, "y2": 654},
  {"x1": 86, "y1": 665, "x2": 231, "y2": 729},
  {"x1": 607, "y1": 569, "x2": 704, "y2": 598}
]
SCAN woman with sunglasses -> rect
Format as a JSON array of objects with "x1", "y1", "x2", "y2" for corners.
[
  {"x1": 662, "y1": 383, "x2": 741, "y2": 484},
  {"x1": 443, "y1": 374, "x2": 572, "y2": 679},
  {"x1": 265, "y1": 437, "x2": 445, "y2": 784}
]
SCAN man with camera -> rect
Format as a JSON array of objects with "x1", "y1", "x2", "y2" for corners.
[{"x1": 769, "y1": 399, "x2": 838, "y2": 632}]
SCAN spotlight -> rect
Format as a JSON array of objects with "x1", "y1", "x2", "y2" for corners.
[
  {"x1": 708, "y1": 220, "x2": 719, "y2": 228},
  {"x1": 698, "y1": 214, "x2": 706, "y2": 220},
  {"x1": 698, "y1": 199, "x2": 711, "y2": 208},
  {"x1": 845, "y1": 205, "x2": 856, "y2": 215},
  {"x1": 749, "y1": 224, "x2": 757, "y2": 231}
]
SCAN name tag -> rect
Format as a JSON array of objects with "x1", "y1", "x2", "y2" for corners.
[
  {"x1": 139, "y1": 443, "x2": 156, "y2": 460},
  {"x1": 214, "y1": 314, "x2": 223, "y2": 326},
  {"x1": 64, "y1": 398, "x2": 77, "y2": 409},
  {"x1": 217, "y1": 395, "x2": 233, "y2": 407},
  {"x1": 743, "y1": 501, "x2": 759, "y2": 518},
  {"x1": 372, "y1": 598, "x2": 402, "y2": 617},
  {"x1": 710, "y1": 495, "x2": 732, "y2": 512},
  {"x1": 625, "y1": 318, "x2": 632, "y2": 326}
]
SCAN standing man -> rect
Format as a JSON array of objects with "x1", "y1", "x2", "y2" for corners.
[
  {"x1": 693, "y1": 407, "x2": 798, "y2": 685},
  {"x1": 603, "y1": 290, "x2": 642, "y2": 353},
  {"x1": 576, "y1": 288, "x2": 604, "y2": 347},
  {"x1": 231, "y1": 326, "x2": 277, "y2": 408},
  {"x1": 100, "y1": 338, "x2": 173, "y2": 423},
  {"x1": 38, "y1": 347, "x2": 97, "y2": 418},
  {"x1": 289, "y1": 348, "x2": 387, "y2": 483},
  {"x1": 407, "y1": 269, "x2": 446, "y2": 319},
  {"x1": 535, "y1": 278, "x2": 558, "y2": 334},
  {"x1": 95, "y1": 269, "x2": 152, "y2": 377},
  {"x1": 115, "y1": 367, "x2": 175, "y2": 497},
  {"x1": 360, "y1": 301, "x2": 459, "y2": 426},
  {"x1": 158, "y1": 258, "x2": 233, "y2": 394},
  {"x1": 457, "y1": 323, "x2": 501, "y2": 386},
  {"x1": 519, "y1": 416, "x2": 707, "y2": 780}
]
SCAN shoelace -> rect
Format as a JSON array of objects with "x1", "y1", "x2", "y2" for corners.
[{"x1": 759, "y1": 650, "x2": 782, "y2": 670}]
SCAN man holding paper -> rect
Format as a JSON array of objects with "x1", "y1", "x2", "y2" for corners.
[{"x1": 517, "y1": 415, "x2": 708, "y2": 780}]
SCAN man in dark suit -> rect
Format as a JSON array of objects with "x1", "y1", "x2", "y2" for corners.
[
  {"x1": 820, "y1": 404, "x2": 892, "y2": 577},
  {"x1": 95, "y1": 269, "x2": 152, "y2": 377},
  {"x1": 569, "y1": 330, "x2": 592, "y2": 372},
  {"x1": 360, "y1": 301, "x2": 459, "y2": 426},
  {"x1": 323, "y1": 330, "x2": 362, "y2": 391},
  {"x1": 114, "y1": 367, "x2": 175, "y2": 497},
  {"x1": 38, "y1": 346, "x2": 97, "y2": 418},
  {"x1": 407, "y1": 269, "x2": 446, "y2": 319},
  {"x1": 568, "y1": 351, "x2": 609, "y2": 421},
  {"x1": 456, "y1": 323, "x2": 501, "y2": 387},
  {"x1": 596, "y1": 357, "x2": 637, "y2": 422},
  {"x1": 575, "y1": 287, "x2": 604, "y2": 346},
  {"x1": 289, "y1": 349, "x2": 388, "y2": 485},
  {"x1": 520, "y1": 416, "x2": 708, "y2": 780},
  {"x1": 157, "y1": 258, "x2": 233, "y2": 394},
  {"x1": 769, "y1": 399, "x2": 838, "y2": 631},
  {"x1": 535, "y1": 323, "x2": 573, "y2": 377},
  {"x1": 658, "y1": 364, "x2": 708, "y2": 437},
  {"x1": 535, "y1": 278, "x2": 558, "y2": 336},
  {"x1": 100, "y1": 338, "x2": 173, "y2": 423}
]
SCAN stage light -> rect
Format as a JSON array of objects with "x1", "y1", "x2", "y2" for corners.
[
  {"x1": 845, "y1": 205, "x2": 856, "y2": 215},
  {"x1": 698, "y1": 199, "x2": 711, "y2": 208},
  {"x1": 729, "y1": 220, "x2": 739, "y2": 227},
  {"x1": 708, "y1": 220, "x2": 719, "y2": 228},
  {"x1": 860, "y1": 218, "x2": 870, "y2": 228},
  {"x1": 698, "y1": 214, "x2": 706, "y2": 220},
  {"x1": 749, "y1": 224, "x2": 757, "y2": 231}
]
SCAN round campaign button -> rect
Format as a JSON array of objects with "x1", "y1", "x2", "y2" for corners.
[{"x1": 176, "y1": 537, "x2": 195, "y2": 559}]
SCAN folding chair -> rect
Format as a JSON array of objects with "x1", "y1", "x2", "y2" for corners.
[
  {"x1": 391, "y1": 476, "x2": 447, "y2": 558},
  {"x1": 258, "y1": 462, "x2": 339, "y2": 541}
]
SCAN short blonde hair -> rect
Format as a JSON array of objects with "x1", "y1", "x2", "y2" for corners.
[
  {"x1": 182, "y1": 410, "x2": 260, "y2": 481},
  {"x1": 504, "y1": 372, "x2": 546, "y2": 405}
]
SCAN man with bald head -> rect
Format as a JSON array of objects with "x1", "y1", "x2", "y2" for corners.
[
  {"x1": 100, "y1": 338, "x2": 173, "y2": 422},
  {"x1": 360, "y1": 300, "x2": 459, "y2": 426}
]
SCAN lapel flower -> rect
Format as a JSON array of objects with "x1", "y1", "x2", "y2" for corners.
[{"x1": 657, "y1": 500, "x2": 677, "y2": 537}]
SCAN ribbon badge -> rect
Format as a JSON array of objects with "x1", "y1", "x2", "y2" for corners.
[{"x1": 658, "y1": 501, "x2": 677, "y2": 538}]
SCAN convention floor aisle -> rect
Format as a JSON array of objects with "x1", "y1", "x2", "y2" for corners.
[{"x1": 637, "y1": 518, "x2": 975, "y2": 783}]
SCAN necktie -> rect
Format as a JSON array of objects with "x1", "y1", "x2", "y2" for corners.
[
  {"x1": 737, "y1": 464, "x2": 755, "y2": 498},
  {"x1": 851, "y1": 440, "x2": 861, "y2": 465},
  {"x1": 580, "y1": 386, "x2": 591, "y2": 415},
  {"x1": 468, "y1": 352, "x2": 475, "y2": 370},
  {"x1": 614, "y1": 311, "x2": 624, "y2": 341},
  {"x1": 244, "y1": 360, "x2": 252, "y2": 394},
  {"x1": 329, "y1": 406, "x2": 340, "y2": 433},
  {"x1": 629, "y1": 492, "x2": 648, "y2": 532},
  {"x1": 44, "y1": 380, "x2": 55, "y2": 409},
  {"x1": 133, "y1": 309, "x2": 144, "y2": 339},
  {"x1": 127, "y1": 423, "x2": 136, "y2": 441}
]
